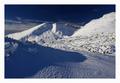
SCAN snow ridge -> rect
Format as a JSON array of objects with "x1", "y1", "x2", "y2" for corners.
[
  {"x1": 72, "y1": 12, "x2": 115, "y2": 36},
  {"x1": 7, "y1": 23, "x2": 46, "y2": 40}
]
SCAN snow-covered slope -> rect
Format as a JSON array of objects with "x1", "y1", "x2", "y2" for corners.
[
  {"x1": 53, "y1": 33, "x2": 115, "y2": 55},
  {"x1": 61, "y1": 12, "x2": 116, "y2": 55},
  {"x1": 38, "y1": 12, "x2": 115, "y2": 55},
  {"x1": 5, "y1": 37, "x2": 115, "y2": 78},
  {"x1": 6, "y1": 12, "x2": 115, "y2": 55},
  {"x1": 6, "y1": 22, "x2": 77, "y2": 43},
  {"x1": 5, "y1": 12, "x2": 115, "y2": 78},
  {"x1": 72, "y1": 12, "x2": 115, "y2": 36}
]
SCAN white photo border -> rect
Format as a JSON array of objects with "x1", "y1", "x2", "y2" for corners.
[{"x1": 0, "y1": 0, "x2": 120, "y2": 83}]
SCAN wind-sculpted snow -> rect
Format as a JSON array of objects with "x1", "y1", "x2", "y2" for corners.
[
  {"x1": 5, "y1": 12, "x2": 115, "y2": 78},
  {"x1": 6, "y1": 12, "x2": 115, "y2": 55},
  {"x1": 5, "y1": 37, "x2": 86, "y2": 78},
  {"x1": 5, "y1": 37, "x2": 115, "y2": 78},
  {"x1": 35, "y1": 12, "x2": 115, "y2": 55},
  {"x1": 6, "y1": 22, "x2": 77, "y2": 41}
]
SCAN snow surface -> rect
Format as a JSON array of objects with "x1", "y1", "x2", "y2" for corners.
[
  {"x1": 6, "y1": 22, "x2": 77, "y2": 41},
  {"x1": 5, "y1": 12, "x2": 115, "y2": 78},
  {"x1": 5, "y1": 38, "x2": 115, "y2": 78},
  {"x1": 47, "y1": 32, "x2": 115, "y2": 55},
  {"x1": 72, "y1": 12, "x2": 115, "y2": 36},
  {"x1": 7, "y1": 23, "x2": 46, "y2": 40},
  {"x1": 51, "y1": 23, "x2": 57, "y2": 33}
]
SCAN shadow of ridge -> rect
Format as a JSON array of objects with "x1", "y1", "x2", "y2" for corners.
[{"x1": 5, "y1": 40, "x2": 87, "y2": 78}]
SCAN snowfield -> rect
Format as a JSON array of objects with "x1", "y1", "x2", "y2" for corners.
[{"x1": 5, "y1": 12, "x2": 115, "y2": 78}]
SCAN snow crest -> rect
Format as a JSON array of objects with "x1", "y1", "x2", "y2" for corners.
[
  {"x1": 7, "y1": 23, "x2": 46, "y2": 40},
  {"x1": 72, "y1": 12, "x2": 115, "y2": 36}
]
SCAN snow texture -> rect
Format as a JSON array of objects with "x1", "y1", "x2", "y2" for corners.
[
  {"x1": 5, "y1": 38, "x2": 115, "y2": 78},
  {"x1": 5, "y1": 12, "x2": 115, "y2": 78},
  {"x1": 72, "y1": 12, "x2": 115, "y2": 36}
]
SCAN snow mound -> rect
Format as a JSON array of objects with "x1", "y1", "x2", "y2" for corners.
[{"x1": 72, "y1": 12, "x2": 115, "y2": 36}]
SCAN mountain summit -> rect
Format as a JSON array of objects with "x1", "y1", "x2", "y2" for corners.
[{"x1": 72, "y1": 12, "x2": 115, "y2": 36}]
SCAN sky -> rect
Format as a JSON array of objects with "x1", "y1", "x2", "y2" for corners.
[
  {"x1": 5, "y1": 5, "x2": 115, "y2": 23},
  {"x1": 5, "y1": 5, "x2": 115, "y2": 34}
]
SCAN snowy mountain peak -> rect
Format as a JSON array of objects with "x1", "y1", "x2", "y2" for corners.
[{"x1": 72, "y1": 12, "x2": 115, "y2": 37}]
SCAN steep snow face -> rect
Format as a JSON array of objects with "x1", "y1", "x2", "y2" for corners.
[{"x1": 72, "y1": 12, "x2": 115, "y2": 36}]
